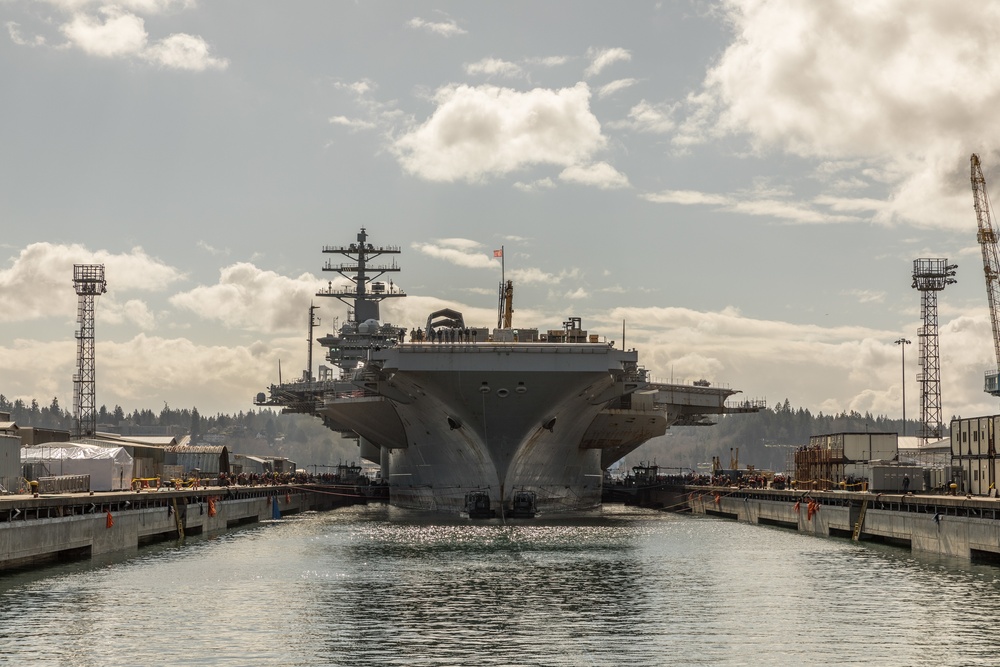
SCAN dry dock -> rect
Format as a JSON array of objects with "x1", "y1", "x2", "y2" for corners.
[
  {"x1": 678, "y1": 487, "x2": 1000, "y2": 562},
  {"x1": 0, "y1": 484, "x2": 370, "y2": 571}
]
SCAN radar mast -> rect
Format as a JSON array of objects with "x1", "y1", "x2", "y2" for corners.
[{"x1": 318, "y1": 227, "x2": 405, "y2": 322}]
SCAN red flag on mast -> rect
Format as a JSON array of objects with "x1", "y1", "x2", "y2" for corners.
[{"x1": 493, "y1": 249, "x2": 503, "y2": 258}]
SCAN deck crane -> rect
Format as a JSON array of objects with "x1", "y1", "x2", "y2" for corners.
[{"x1": 971, "y1": 153, "x2": 1000, "y2": 395}]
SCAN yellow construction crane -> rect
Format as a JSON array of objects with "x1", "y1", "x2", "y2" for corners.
[{"x1": 970, "y1": 154, "x2": 1000, "y2": 395}]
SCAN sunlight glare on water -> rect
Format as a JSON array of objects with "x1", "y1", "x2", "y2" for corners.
[{"x1": 1, "y1": 504, "x2": 999, "y2": 666}]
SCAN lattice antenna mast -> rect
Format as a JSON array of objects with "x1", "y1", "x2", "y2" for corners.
[
  {"x1": 73, "y1": 264, "x2": 107, "y2": 439},
  {"x1": 971, "y1": 154, "x2": 1000, "y2": 395},
  {"x1": 911, "y1": 258, "x2": 956, "y2": 445},
  {"x1": 317, "y1": 227, "x2": 404, "y2": 323}
]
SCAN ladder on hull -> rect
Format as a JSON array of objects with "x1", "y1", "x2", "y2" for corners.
[{"x1": 852, "y1": 497, "x2": 869, "y2": 541}]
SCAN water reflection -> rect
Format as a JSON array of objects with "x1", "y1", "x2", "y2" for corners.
[{"x1": 3, "y1": 506, "x2": 1000, "y2": 665}]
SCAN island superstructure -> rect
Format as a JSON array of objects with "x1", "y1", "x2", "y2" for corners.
[{"x1": 257, "y1": 228, "x2": 761, "y2": 514}]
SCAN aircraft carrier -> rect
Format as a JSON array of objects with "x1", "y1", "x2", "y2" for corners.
[{"x1": 257, "y1": 228, "x2": 761, "y2": 516}]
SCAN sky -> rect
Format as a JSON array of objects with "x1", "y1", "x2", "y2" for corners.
[{"x1": 4, "y1": 0, "x2": 1000, "y2": 427}]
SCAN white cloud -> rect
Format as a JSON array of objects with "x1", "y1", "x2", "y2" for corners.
[
  {"x1": 0, "y1": 243, "x2": 184, "y2": 322},
  {"x1": 604, "y1": 304, "x2": 1000, "y2": 418},
  {"x1": 99, "y1": 297, "x2": 157, "y2": 330},
  {"x1": 0, "y1": 333, "x2": 289, "y2": 415},
  {"x1": 329, "y1": 115, "x2": 377, "y2": 131},
  {"x1": 465, "y1": 57, "x2": 523, "y2": 78},
  {"x1": 39, "y1": 0, "x2": 195, "y2": 12},
  {"x1": 642, "y1": 189, "x2": 731, "y2": 206},
  {"x1": 513, "y1": 177, "x2": 556, "y2": 192},
  {"x1": 196, "y1": 240, "x2": 229, "y2": 256},
  {"x1": 527, "y1": 55, "x2": 570, "y2": 68},
  {"x1": 641, "y1": 188, "x2": 866, "y2": 223},
  {"x1": 60, "y1": 7, "x2": 147, "y2": 57},
  {"x1": 393, "y1": 83, "x2": 607, "y2": 183},
  {"x1": 585, "y1": 47, "x2": 631, "y2": 78},
  {"x1": 169, "y1": 263, "x2": 324, "y2": 333},
  {"x1": 677, "y1": 0, "x2": 1000, "y2": 230},
  {"x1": 19, "y1": 3, "x2": 226, "y2": 71},
  {"x1": 407, "y1": 17, "x2": 466, "y2": 37},
  {"x1": 596, "y1": 78, "x2": 637, "y2": 99},
  {"x1": 411, "y1": 241, "x2": 495, "y2": 269},
  {"x1": 610, "y1": 100, "x2": 677, "y2": 134},
  {"x1": 6, "y1": 21, "x2": 46, "y2": 46},
  {"x1": 559, "y1": 162, "x2": 630, "y2": 190},
  {"x1": 334, "y1": 80, "x2": 375, "y2": 96},
  {"x1": 142, "y1": 32, "x2": 228, "y2": 71}
]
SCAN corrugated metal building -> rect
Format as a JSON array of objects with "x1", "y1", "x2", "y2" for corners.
[
  {"x1": 167, "y1": 444, "x2": 230, "y2": 476},
  {"x1": 0, "y1": 433, "x2": 21, "y2": 493}
]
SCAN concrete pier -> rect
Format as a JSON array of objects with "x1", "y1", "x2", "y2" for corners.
[
  {"x1": 679, "y1": 487, "x2": 1000, "y2": 562},
  {"x1": 0, "y1": 484, "x2": 368, "y2": 571}
]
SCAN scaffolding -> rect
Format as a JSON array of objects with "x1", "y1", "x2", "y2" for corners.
[
  {"x1": 794, "y1": 442, "x2": 844, "y2": 491},
  {"x1": 73, "y1": 264, "x2": 106, "y2": 439}
]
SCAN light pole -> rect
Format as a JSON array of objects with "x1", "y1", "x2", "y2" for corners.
[{"x1": 895, "y1": 338, "x2": 911, "y2": 436}]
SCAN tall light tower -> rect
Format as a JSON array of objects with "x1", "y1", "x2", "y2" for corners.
[
  {"x1": 894, "y1": 337, "x2": 911, "y2": 436},
  {"x1": 911, "y1": 258, "x2": 956, "y2": 445},
  {"x1": 73, "y1": 264, "x2": 106, "y2": 439}
]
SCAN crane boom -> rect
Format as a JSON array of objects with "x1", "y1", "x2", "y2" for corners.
[{"x1": 971, "y1": 153, "x2": 1000, "y2": 395}]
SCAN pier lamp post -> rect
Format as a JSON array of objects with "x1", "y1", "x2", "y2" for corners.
[{"x1": 895, "y1": 338, "x2": 911, "y2": 436}]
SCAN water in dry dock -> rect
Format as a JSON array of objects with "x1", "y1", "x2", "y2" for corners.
[{"x1": 2, "y1": 504, "x2": 1000, "y2": 666}]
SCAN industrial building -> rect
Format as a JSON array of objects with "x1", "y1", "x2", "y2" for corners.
[{"x1": 950, "y1": 414, "x2": 1000, "y2": 495}]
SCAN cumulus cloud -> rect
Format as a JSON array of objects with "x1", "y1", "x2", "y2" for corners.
[
  {"x1": 142, "y1": 32, "x2": 228, "y2": 71},
  {"x1": 559, "y1": 162, "x2": 630, "y2": 190},
  {"x1": 393, "y1": 83, "x2": 607, "y2": 183},
  {"x1": 169, "y1": 263, "x2": 324, "y2": 333},
  {"x1": 465, "y1": 57, "x2": 523, "y2": 78},
  {"x1": 60, "y1": 7, "x2": 147, "y2": 57},
  {"x1": 585, "y1": 47, "x2": 631, "y2": 78},
  {"x1": 14, "y1": 3, "x2": 226, "y2": 70},
  {"x1": 0, "y1": 333, "x2": 292, "y2": 415},
  {"x1": 0, "y1": 243, "x2": 184, "y2": 322},
  {"x1": 605, "y1": 304, "x2": 997, "y2": 419},
  {"x1": 675, "y1": 0, "x2": 1000, "y2": 230},
  {"x1": 407, "y1": 17, "x2": 466, "y2": 37}
]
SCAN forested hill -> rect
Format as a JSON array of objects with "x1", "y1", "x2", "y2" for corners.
[
  {"x1": 3, "y1": 394, "x2": 933, "y2": 473},
  {"x1": 623, "y1": 399, "x2": 931, "y2": 473},
  {"x1": 0, "y1": 395, "x2": 361, "y2": 469}
]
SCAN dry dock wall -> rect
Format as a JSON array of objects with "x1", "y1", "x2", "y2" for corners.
[
  {"x1": 684, "y1": 488, "x2": 1000, "y2": 562},
  {"x1": 0, "y1": 486, "x2": 347, "y2": 571}
]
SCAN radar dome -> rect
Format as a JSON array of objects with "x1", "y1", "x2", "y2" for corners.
[{"x1": 358, "y1": 318, "x2": 380, "y2": 334}]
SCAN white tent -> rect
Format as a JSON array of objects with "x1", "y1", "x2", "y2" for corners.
[{"x1": 22, "y1": 443, "x2": 134, "y2": 491}]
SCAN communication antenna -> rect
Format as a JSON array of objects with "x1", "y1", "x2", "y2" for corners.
[
  {"x1": 307, "y1": 302, "x2": 320, "y2": 382},
  {"x1": 911, "y1": 258, "x2": 956, "y2": 445},
  {"x1": 72, "y1": 264, "x2": 107, "y2": 439}
]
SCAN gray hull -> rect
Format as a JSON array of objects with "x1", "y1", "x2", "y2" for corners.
[{"x1": 318, "y1": 342, "x2": 645, "y2": 513}]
